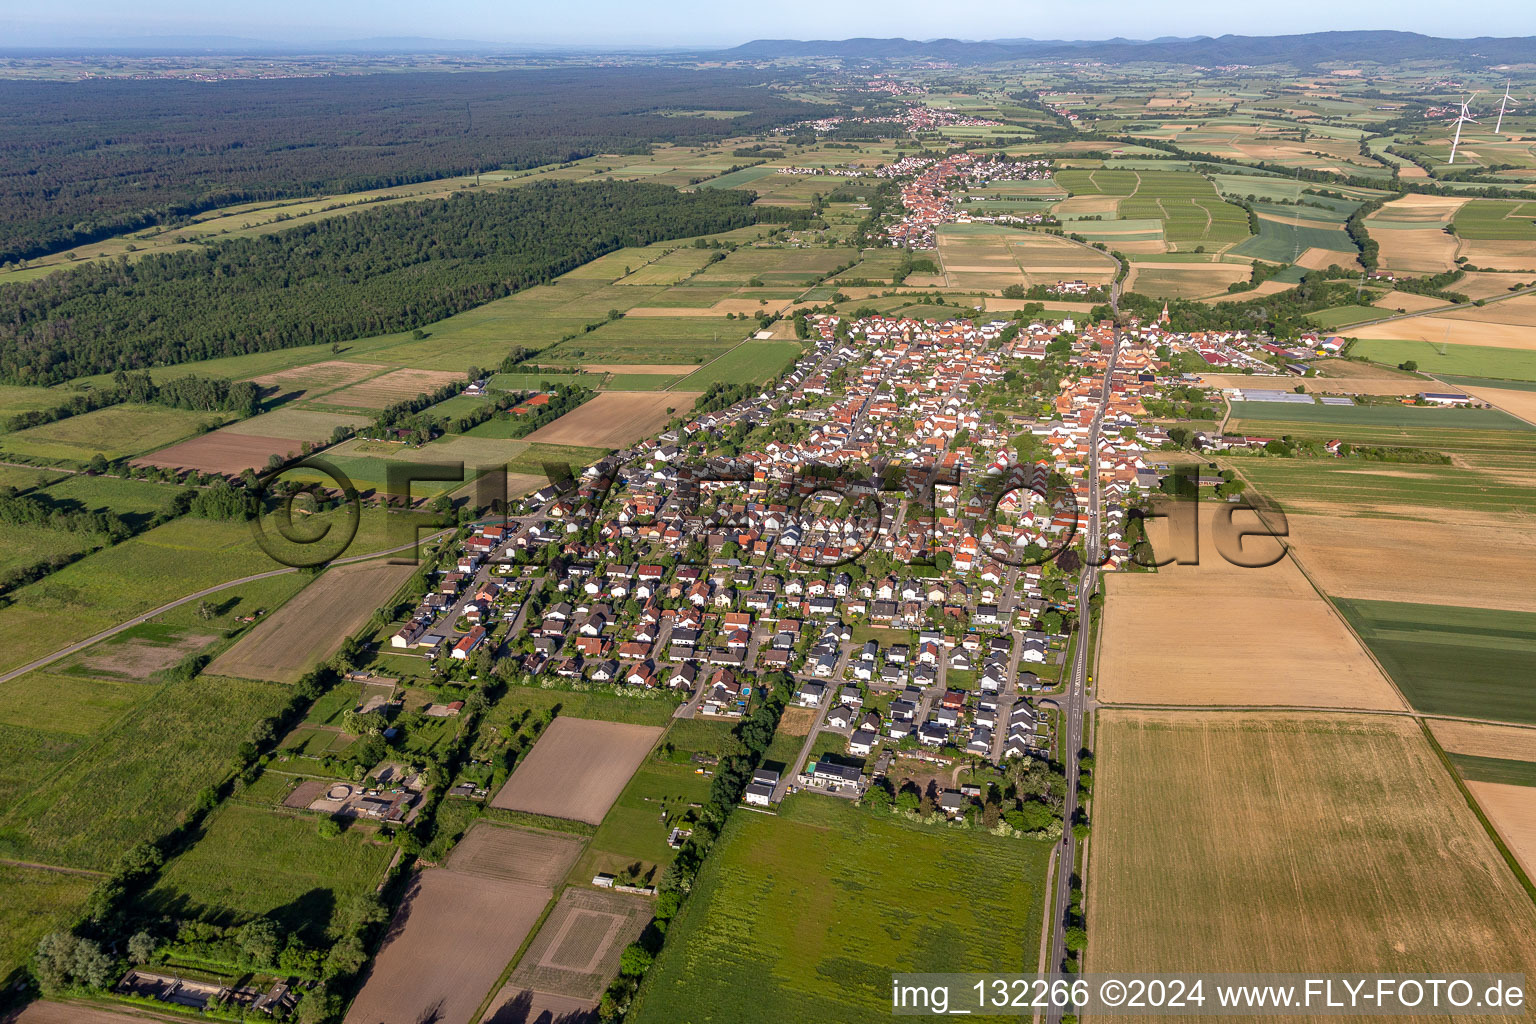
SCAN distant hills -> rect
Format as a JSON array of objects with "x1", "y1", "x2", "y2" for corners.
[{"x1": 717, "y1": 31, "x2": 1536, "y2": 66}]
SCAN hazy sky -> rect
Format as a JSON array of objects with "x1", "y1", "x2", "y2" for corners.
[{"x1": 5, "y1": 0, "x2": 1535, "y2": 48}]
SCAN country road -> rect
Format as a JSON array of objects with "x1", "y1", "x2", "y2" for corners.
[
  {"x1": 1043, "y1": 250, "x2": 1121, "y2": 1015},
  {"x1": 0, "y1": 530, "x2": 453, "y2": 687}
]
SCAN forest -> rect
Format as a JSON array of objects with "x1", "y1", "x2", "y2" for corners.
[
  {"x1": 0, "y1": 67, "x2": 828, "y2": 263},
  {"x1": 0, "y1": 181, "x2": 774, "y2": 383}
]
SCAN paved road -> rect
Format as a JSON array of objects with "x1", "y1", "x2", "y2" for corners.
[
  {"x1": 0, "y1": 530, "x2": 455, "y2": 686},
  {"x1": 774, "y1": 685, "x2": 837, "y2": 801},
  {"x1": 1042, "y1": 282, "x2": 1121, "y2": 1010}
]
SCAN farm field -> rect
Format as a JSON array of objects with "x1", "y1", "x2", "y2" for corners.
[
  {"x1": 0, "y1": 674, "x2": 289, "y2": 871},
  {"x1": 314, "y1": 367, "x2": 467, "y2": 410},
  {"x1": 134, "y1": 429, "x2": 301, "y2": 476},
  {"x1": 673, "y1": 341, "x2": 802, "y2": 389},
  {"x1": 146, "y1": 801, "x2": 395, "y2": 940},
  {"x1": 628, "y1": 795, "x2": 1051, "y2": 1024},
  {"x1": 1096, "y1": 502, "x2": 1402, "y2": 709},
  {"x1": 1333, "y1": 599, "x2": 1536, "y2": 725},
  {"x1": 1429, "y1": 719, "x2": 1536, "y2": 764},
  {"x1": 342, "y1": 868, "x2": 551, "y2": 1024},
  {"x1": 490, "y1": 718, "x2": 663, "y2": 825},
  {"x1": 0, "y1": 864, "x2": 96, "y2": 988},
  {"x1": 490, "y1": 887, "x2": 653, "y2": 1011},
  {"x1": 1122, "y1": 263, "x2": 1249, "y2": 298},
  {"x1": 1054, "y1": 168, "x2": 1250, "y2": 250},
  {"x1": 38, "y1": 473, "x2": 181, "y2": 522},
  {"x1": 444, "y1": 822, "x2": 586, "y2": 886},
  {"x1": 0, "y1": 506, "x2": 394, "y2": 676},
  {"x1": 936, "y1": 224, "x2": 1118, "y2": 290},
  {"x1": 1088, "y1": 711, "x2": 1536, "y2": 984},
  {"x1": 1349, "y1": 338, "x2": 1536, "y2": 381},
  {"x1": 1363, "y1": 194, "x2": 1467, "y2": 274},
  {"x1": 522, "y1": 391, "x2": 698, "y2": 449},
  {"x1": 1198, "y1": 373, "x2": 1428, "y2": 396},
  {"x1": 0, "y1": 404, "x2": 231, "y2": 464},
  {"x1": 62, "y1": 621, "x2": 220, "y2": 683},
  {"x1": 1226, "y1": 401, "x2": 1532, "y2": 432},
  {"x1": 206, "y1": 560, "x2": 417, "y2": 683},
  {"x1": 568, "y1": 759, "x2": 713, "y2": 885},
  {"x1": 1465, "y1": 782, "x2": 1536, "y2": 883},
  {"x1": 1232, "y1": 214, "x2": 1357, "y2": 265}
]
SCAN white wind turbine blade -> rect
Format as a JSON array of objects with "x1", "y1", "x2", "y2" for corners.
[
  {"x1": 1495, "y1": 81, "x2": 1514, "y2": 135},
  {"x1": 1450, "y1": 92, "x2": 1480, "y2": 165}
]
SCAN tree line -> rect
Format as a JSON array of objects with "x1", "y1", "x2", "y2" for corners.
[
  {"x1": 3, "y1": 370, "x2": 259, "y2": 431},
  {"x1": 0, "y1": 181, "x2": 775, "y2": 384},
  {"x1": 0, "y1": 67, "x2": 831, "y2": 264}
]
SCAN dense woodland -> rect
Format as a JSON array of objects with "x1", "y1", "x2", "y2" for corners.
[
  {"x1": 0, "y1": 67, "x2": 827, "y2": 263},
  {"x1": 0, "y1": 181, "x2": 777, "y2": 383}
]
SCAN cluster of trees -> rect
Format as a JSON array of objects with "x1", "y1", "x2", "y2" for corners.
[
  {"x1": 0, "y1": 487, "x2": 132, "y2": 540},
  {"x1": 600, "y1": 674, "x2": 791, "y2": 1020},
  {"x1": 2, "y1": 370, "x2": 258, "y2": 432},
  {"x1": 1107, "y1": 268, "x2": 1374, "y2": 339},
  {"x1": 0, "y1": 181, "x2": 773, "y2": 384},
  {"x1": 0, "y1": 67, "x2": 830, "y2": 263},
  {"x1": 187, "y1": 479, "x2": 259, "y2": 521}
]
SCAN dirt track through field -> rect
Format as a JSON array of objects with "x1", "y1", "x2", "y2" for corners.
[{"x1": 490, "y1": 717, "x2": 662, "y2": 824}]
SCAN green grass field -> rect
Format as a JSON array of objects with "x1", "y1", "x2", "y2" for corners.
[
  {"x1": 0, "y1": 864, "x2": 95, "y2": 985},
  {"x1": 569, "y1": 759, "x2": 713, "y2": 886},
  {"x1": 0, "y1": 675, "x2": 291, "y2": 870},
  {"x1": 1233, "y1": 217, "x2": 1357, "y2": 263},
  {"x1": 1240, "y1": 458, "x2": 1536, "y2": 515},
  {"x1": 1334, "y1": 599, "x2": 1536, "y2": 725},
  {"x1": 675, "y1": 341, "x2": 803, "y2": 389},
  {"x1": 0, "y1": 384, "x2": 72, "y2": 423},
  {"x1": 1304, "y1": 305, "x2": 1384, "y2": 329},
  {"x1": 1452, "y1": 199, "x2": 1536, "y2": 240},
  {"x1": 0, "y1": 507, "x2": 394, "y2": 676},
  {"x1": 1228, "y1": 402, "x2": 1532, "y2": 431},
  {"x1": 0, "y1": 404, "x2": 232, "y2": 464},
  {"x1": 147, "y1": 801, "x2": 395, "y2": 941},
  {"x1": 1447, "y1": 753, "x2": 1536, "y2": 787},
  {"x1": 629, "y1": 795, "x2": 1052, "y2": 1024},
  {"x1": 1349, "y1": 339, "x2": 1536, "y2": 382}
]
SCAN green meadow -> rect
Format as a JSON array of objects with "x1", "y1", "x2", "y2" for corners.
[{"x1": 1334, "y1": 599, "x2": 1536, "y2": 725}]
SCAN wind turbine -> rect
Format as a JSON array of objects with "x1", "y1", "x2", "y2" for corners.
[
  {"x1": 1448, "y1": 92, "x2": 1480, "y2": 165},
  {"x1": 1495, "y1": 81, "x2": 1516, "y2": 135}
]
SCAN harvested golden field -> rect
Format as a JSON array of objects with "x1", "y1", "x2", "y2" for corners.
[
  {"x1": 444, "y1": 822, "x2": 585, "y2": 886},
  {"x1": 1380, "y1": 228, "x2": 1462, "y2": 274},
  {"x1": 1282, "y1": 512, "x2": 1536, "y2": 613},
  {"x1": 1124, "y1": 263, "x2": 1249, "y2": 298},
  {"x1": 1295, "y1": 246, "x2": 1360, "y2": 270},
  {"x1": 1350, "y1": 315, "x2": 1536, "y2": 350},
  {"x1": 490, "y1": 717, "x2": 663, "y2": 825},
  {"x1": 1374, "y1": 289, "x2": 1454, "y2": 313},
  {"x1": 1097, "y1": 502, "x2": 1402, "y2": 709},
  {"x1": 1198, "y1": 373, "x2": 1438, "y2": 396},
  {"x1": 314, "y1": 367, "x2": 466, "y2": 409},
  {"x1": 1089, "y1": 711, "x2": 1536, "y2": 991},
  {"x1": 522, "y1": 391, "x2": 699, "y2": 449},
  {"x1": 1459, "y1": 272, "x2": 1536, "y2": 300},
  {"x1": 1375, "y1": 193, "x2": 1471, "y2": 219},
  {"x1": 1460, "y1": 238, "x2": 1536, "y2": 272},
  {"x1": 1459, "y1": 385, "x2": 1536, "y2": 426},
  {"x1": 344, "y1": 869, "x2": 550, "y2": 1024},
  {"x1": 1465, "y1": 782, "x2": 1536, "y2": 881},
  {"x1": 1196, "y1": 278, "x2": 1293, "y2": 302},
  {"x1": 207, "y1": 560, "x2": 418, "y2": 683},
  {"x1": 1429, "y1": 720, "x2": 1536, "y2": 762}
]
